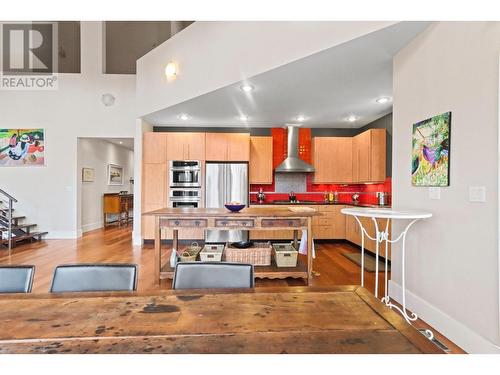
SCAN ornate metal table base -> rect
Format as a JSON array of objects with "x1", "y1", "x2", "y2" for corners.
[{"x1": 342, "y1": 208, "x2": 434, "y2": 341}]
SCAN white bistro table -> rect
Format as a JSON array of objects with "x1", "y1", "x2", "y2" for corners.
[{"x1": 341, "y1": 207, "x2": 433, "y2": 338}]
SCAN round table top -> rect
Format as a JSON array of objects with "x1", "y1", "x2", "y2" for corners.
[{"x1": 341, "y1": 207, "x2": 432, "y2": 220}]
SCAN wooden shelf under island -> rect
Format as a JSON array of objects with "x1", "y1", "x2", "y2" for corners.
[{"x1": 143, "y1": 206, "x2": 320, "y2": 285}]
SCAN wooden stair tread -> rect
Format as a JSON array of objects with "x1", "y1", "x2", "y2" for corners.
[
  {"x1": 0, "y1": 223, "x2": 37, "y2": 231},
  {"x1": 0, "y1": 231, "x2": 48, "y2": 245}
]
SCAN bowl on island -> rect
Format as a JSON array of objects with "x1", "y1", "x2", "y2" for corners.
[{"x1": 224, "y1": 202, "x2": 246, "y2": 212}]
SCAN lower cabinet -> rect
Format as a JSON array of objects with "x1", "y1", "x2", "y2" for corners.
[{"x1": 345, "y1": 214, "x2": 391, "y2": 260}]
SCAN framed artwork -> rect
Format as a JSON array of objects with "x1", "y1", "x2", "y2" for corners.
[
  {"x1": 107, "y1": 164, "x2": 124, "y2": 185},
  {"x1": 0, "y1": 128, "x2": 45, "y2": 167},
  {"x1": 82, "y1": 168, "x2": 95, "y2": 182},
  {"x1": 412, "y1": 111, "x2": 451, "y2": 186}
]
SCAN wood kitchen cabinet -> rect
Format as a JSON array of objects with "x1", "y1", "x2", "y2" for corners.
[
  {"x1": 249, "y1": 136, "x2": 273, "y2": 184},
  {"x1": 352, "y1": 129, "x2": 386, "y2": 183},
  {"x1": 312, "y1": 137, "x2": 353, "y2": 183},
  {"x1": 142, "y1": 163, "x2": 167, "y2": 239},
  {"x1": 143, "y1": 133, "x2": 167, "y2": 163},
  {"x1": 205, "y1": 133, "x2": 250, "y2": 161},
  {"x1": 166, "y1": 132, "x2": 206, "y2": 160}
]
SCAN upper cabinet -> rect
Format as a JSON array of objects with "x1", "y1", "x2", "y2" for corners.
[
  {"x1": 143, "y1": 133, "x2": 167, "y2": 163},
  {"x1": 352, "y1": 129, "x2": 386, "y2": 183},
  {"x1": 205, "y1": 133, "x2": 250, "y2": 161},
  {"x1": 312, "y1": 137, "x2": 353, "y2": 184},
  {"x1": 249, "y1": 136, "x2": 273, "y2": 184},
  {"x1": 166, "y1": 132, "x2": 206, "y2": 160},
  {"x1": 312, "y1": 129, "x2": 386, "y2": 184}
]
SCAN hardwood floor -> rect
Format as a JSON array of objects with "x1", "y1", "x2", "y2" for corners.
[{"x1": 0, "y1": 225, "x2": 465, "y2": 353}]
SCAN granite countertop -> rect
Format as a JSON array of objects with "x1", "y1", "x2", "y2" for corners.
[{"x1": 250, "y1": 201, "x2": 391, "y2": 208}]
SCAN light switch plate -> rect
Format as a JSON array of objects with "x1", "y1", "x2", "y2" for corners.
[
  {"x1": 469, "y1": 186, "x2": 486, "y2": 202},
  {"x1": 429, "y1": 187, "x2": 441, "y2": 200}
]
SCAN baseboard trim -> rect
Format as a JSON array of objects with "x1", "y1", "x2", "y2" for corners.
[
  {"x1": 389, "y1": 280, "x2": 500, "y2": 353},
  {"x1": 82, "y1": 221, "x2": 103, "y2": 233},
  {"x1": 44, "y1": 231, "x2": 79, "y2": 239}
]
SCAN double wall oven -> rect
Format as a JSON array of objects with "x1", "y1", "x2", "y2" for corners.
[{"x1": 169, "y1": 160, "x2": 202, "y2": 208}]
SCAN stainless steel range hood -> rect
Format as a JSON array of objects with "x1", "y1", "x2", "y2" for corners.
[{"x1": 275, "y1": 125, "x2": 315, "y2": 173}]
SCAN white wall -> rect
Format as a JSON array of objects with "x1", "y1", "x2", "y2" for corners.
[
  {"x1": 77, "y1": 138, "x2": 134, "y2": 233},
  {"x1": 136, "y1": 21, "x2": 398, "y2": 117},
  {"x1": 391, "y1": 22, "x2": 500, "y2": 353},
  {"x1": 0, "y1": 22, "x2": 136, "y2": 238}
]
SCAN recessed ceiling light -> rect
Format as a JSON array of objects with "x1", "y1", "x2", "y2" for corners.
[
  {"x1": 178, "y1": 114, "x2": 190, "y2": 121},
  {"x1": 376, "y1": 97, "x2": 390, "y2": 104},
  {"x1": 346, "y1": 115, "x2": 357, "y2": 122},
  {"x1": 296, "y1": 115, "x2": 306, "y2": 122},
  {"x1": 240, "y1": 84, "x2": 254, "y2": 93},
  {"x1": 239, "y1": 115, "x2": 249, "y2": 121},
  {"x1": 119, "y1": 141, "x2": 123, "y2": 144}
]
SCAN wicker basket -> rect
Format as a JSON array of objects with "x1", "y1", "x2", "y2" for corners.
[
  {"x1": 200, "y1": 244, "x2": 225, "y2": 262},
  {"x1": 224, "y1": 242, "x2": 271, "y2": 266},
  {"x1": 273, "y1": 243, "x2": 298, "y2": 267},
  {"x1": 179, "y1": 241, "x2": 202, "y2": 262}
]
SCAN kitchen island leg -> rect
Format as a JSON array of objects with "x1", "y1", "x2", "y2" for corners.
[
  {"x1": 307, "y1": 217, "x2": 313, "y2": 284},
  {"x1": 155, "y1": 216, "x2": 161, "y2": 285}
]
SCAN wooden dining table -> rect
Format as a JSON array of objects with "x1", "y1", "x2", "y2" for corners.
[{"x1": 0, "y1": 286, "x2": 442, "y2": 354}]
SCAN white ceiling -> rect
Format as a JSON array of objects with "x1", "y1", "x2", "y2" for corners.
[
  {"x1": 145, "y1": 22, "x2": 430, "y2": 128},
  {"x1": 106, "y1": 138, "x2": 134, "y2": 150}
]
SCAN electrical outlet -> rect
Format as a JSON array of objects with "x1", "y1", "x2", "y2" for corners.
[
  {"x1": 469, "y1": 186, "x2": 486, "y2": 202},
  {"x1": 429, "y1": 187, "x2": 441, "y2": 200}
]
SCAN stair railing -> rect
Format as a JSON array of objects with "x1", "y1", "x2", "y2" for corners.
[{"x1": 0, "y1": 188, "x2": 17, "y2": 250}]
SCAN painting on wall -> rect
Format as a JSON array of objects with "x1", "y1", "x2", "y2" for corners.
[
  {"x1": 82, "y1": 168, "x2": 95, "y2": 182},
  {"x1": 412, "y1": 112, "x2": 451, "y2": 186},
  {"x1": 107, "y1": 164, "x2": 124, "y2": 185},
  {"x1": 0, "y1": 129, "x2": 45, "y2": 167}
]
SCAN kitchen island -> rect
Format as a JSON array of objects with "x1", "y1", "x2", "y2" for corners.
[{"x1": 143, "y1": 207, "x2": 319, "y2": 285}]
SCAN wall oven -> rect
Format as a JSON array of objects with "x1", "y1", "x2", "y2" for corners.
[
  {"x1": 169, "y1": 188, "x2": 201, "y2": 208},
  {"x1": 169, "y1": 160, "x2": 201, "y2": 188}
]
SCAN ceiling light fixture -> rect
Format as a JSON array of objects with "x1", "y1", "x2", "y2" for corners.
[
  {"x1": 239, "y1": 115, "x2": 249, "y2": 121},
  {"x1": 296, "y1": 115, "x2": 306, "y2": 122},
  {"x1": 101, "y1": 93, "x2": 115, "y2": 107},
  {"x1": 346, "y1": 115, "x2": 357, "y2": 123},
  {"x1": 240, "y1": 84, "x2": 254, "y2": 93},
  {"x1": 165, "y1": 61, "x2": 178, "y2": 81},
  {"x1": 376, "y1": 97, "x2": 390, "y2": 104},
  {"x1": 178, "y1": 114, "x2": 190, "y2": 121},
  {"x1": 119, "y1": 141, "x2": 123, "y2": 144}
]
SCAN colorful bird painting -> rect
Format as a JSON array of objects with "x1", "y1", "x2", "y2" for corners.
[{"x1": 411, "y1": 112, "x2": 451, "y2": 186}]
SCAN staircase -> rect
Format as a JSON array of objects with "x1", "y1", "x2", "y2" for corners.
[{"x1": 0, "y1": 188, "x2": 48, "y2": 250}]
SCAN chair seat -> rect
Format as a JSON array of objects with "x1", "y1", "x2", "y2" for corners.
[
  {"x1": 173, "y1": 262, "x2": 254, "y2": 290},
  {"x1": 50, "y1": 264, "x2": 138, "y2": 293},
  {"x1": 0, "y1": 266, "x2": 35, "y2": 293}
]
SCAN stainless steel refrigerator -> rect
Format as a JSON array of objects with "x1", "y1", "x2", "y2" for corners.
[{"x1": 205, "y1": 162, "x2": 249, "y2": 243}]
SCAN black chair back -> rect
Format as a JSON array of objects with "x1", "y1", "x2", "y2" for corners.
[
  {"x1": 0, "y1": 265, "x2": 35, "y2": 293},
  {"x1": 50, "y1": 264, "x2": 138, "y2": 293},
  {"x1": 173, "y1": 262, "x2": 254, "y2": 290}
]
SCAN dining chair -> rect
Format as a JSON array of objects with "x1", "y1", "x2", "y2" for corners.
[
  {"x1": 172, "y1": 262, "x2": 254, "y2": 290},
  {"x1": 0, "y1": 265, "x2": 35, "y2": 293},
  {"x1": 50, "y1": 264, "x2": 138, "y2": 293}
]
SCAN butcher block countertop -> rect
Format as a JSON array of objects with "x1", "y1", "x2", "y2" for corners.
[
  {"x1": 143, "y1": 207, "x2": 320, "y2": 217},
  {"x1": 0, "y1": 286, "x2": 442, "y2": 354}
]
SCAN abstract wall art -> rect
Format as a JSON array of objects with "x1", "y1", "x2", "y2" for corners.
[
  {"x1": 412, "y1": 112, "x2": 451, "y2": 186},
  {"x1": 0, "y1": 128, "x2": 45, "y2": 167}
]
